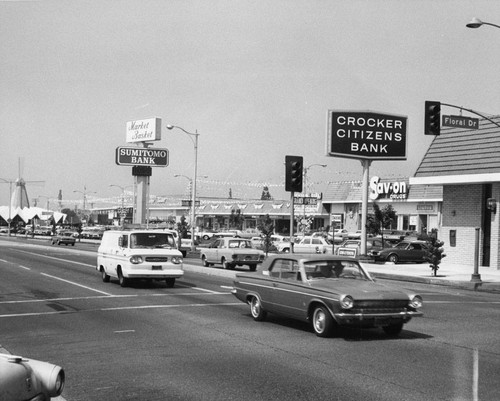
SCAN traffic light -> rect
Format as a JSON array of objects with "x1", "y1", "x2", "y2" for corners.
[
  {"x1": 285, "y1": 155, "x2": 303, "y2": 192},
  {"x1": 425, "y1": 101, "x2": 441, "y2": 135}
]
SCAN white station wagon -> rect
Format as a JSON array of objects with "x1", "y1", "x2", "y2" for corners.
[{"x1": 200, "y1": 237, "x2": 265, "y2": 271}]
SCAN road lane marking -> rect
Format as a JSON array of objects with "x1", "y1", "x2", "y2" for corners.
[
  {"x1": 0, "y1": 302, "x2": 243, "y2": 318},
  {"x1": 40, "y1": 273, "x2": 112, "y2": 296},
  {"x1": 18, "y1": 265, "x2": 31, "y2": 270},
  {"x1": 17, "y1": 249, "x2": 95, "y2": 267},
  {"x1": 0, "y1": 291, "x2": 233, "y2": 304}
]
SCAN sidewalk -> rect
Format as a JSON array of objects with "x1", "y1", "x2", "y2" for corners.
[
  {"x1": 361, "y1": 260, "x2": 500, "y2": 293},
  {"x1": 182, "y1": 248, "x2": 500, "y2": 293}
]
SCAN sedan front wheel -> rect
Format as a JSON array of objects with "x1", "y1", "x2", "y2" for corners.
[
  {"x1": 387, "y1": 254, "x2": 399, "y2": 264},
  {"x1": 312, "y1": 305, "x2": 334, "y2": 337},
  {"x1": 250, "y1": 296, "x2": 267, "y2": 321}
]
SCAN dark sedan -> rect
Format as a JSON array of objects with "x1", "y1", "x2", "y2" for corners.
[
  {"x1": 374, "y1": 240, "x2": 430, "y2": 264},
  {"x1": 232, "y1": 254, "x2": 423, "y2": 337}
]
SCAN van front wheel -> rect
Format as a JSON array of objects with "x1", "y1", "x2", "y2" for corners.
[
  {"x1": 101, "y1": 268, "x2": 110, "y2": 283},
  {"x1": 118, "y1": 270, "x2": 128, "y2": 287},
  {"x1": 165, "y1": 278, "x2": 175, "y2": 288}
]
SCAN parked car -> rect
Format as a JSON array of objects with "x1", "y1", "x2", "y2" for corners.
[
  {"x1": 347, "y1": 230, "x2": 363, "y2": 239},
  {"x1": 231, "y1": 254, "x2": 423, "y2": 337},
  {"x1": 51, "y1": 231, "x2": 76, "y2": 246},
  {"x1": 271, "y1": 235, "x2": 290, "y2": 250},
  {"x1": 250, "y1": 236, "x2": 264, "y2": 248},
  {"x1": 197, "y1": 228, "x2": 217, "y2": 241},
  {"x1": 374, "y1": 240, "x2": 430, "y2": 264},
  {"x1": 328, "y1": 228, "x2": 349, "y2": 243},
  {"x1": 336, "y1": 238, "x2": 386, "y2": 257},
  {"x1": 279, "y1": 236, "x2": 333, "y2": 254},
  {"x1": 199, "y1": 237, "x2": 265, "y2": 271},
  {"x1": 179, "y1": 234, "x2": 199, "y2": 257}
]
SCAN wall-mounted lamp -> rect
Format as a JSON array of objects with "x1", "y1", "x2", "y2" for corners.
[{"x1": 487, "y1": 198, "x2": 497, "y2": 214}]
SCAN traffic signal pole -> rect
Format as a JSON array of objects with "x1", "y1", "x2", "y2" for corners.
[
  {"x1": 360, "y1": 159, "x2": 371, "y2": 256},
  {"x1": 285, "y1": 155, "x2": 303, "y2": 253},
  {"x1": 289, "y1": 191, "x2": 295, "y2": 253}
]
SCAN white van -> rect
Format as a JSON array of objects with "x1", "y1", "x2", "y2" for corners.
[{"x1": 97, "y1": 229, "x2": 184, "y2": 287}]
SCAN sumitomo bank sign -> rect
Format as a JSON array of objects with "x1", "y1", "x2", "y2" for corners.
[{"x1": 327, "y1": 110, "x2": 407, "y2": 160}]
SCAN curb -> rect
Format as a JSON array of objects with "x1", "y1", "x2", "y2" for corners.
[{"x1": 369, "y1": 272, "x2": 500, "y2": 293}]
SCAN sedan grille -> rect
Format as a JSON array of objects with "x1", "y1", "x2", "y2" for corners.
[
  {"x1": 237, "y1": 255, "x2": 259, "y2": 261},
  {"x1": 352, "y1": 300, "x2": 409, "y2": 313},
  {"x1": 145, "y1": 257, "x2": 170, "y2": 262}
]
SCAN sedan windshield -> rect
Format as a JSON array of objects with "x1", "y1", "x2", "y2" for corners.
[
  {"x1": 303, "y1": 260, "x2": 369, "y2": 281},
  {"x1": 130, "y1": 233, "x2": 177, "y2": 249}
]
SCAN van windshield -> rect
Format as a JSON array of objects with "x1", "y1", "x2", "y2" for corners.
[{"x1": 130, "y1": 233, "x2": 177, "y2": 249}]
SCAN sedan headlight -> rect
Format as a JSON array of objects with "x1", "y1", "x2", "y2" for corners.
[
  {"x1": 340, "y1": 295, "x2": 354, "y2": 310},
  {"x1": 171, "y1": 256, "x2": 183, "y2": 264},
  {"x1": 129, "y1": 255, "x2": 143, "y2": 264},
  {"x1": 409, "y1": 295, "x2": 423, "y2": 309}
]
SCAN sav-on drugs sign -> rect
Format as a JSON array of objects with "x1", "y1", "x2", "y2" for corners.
[{"x1": 327, "y1": 110, "x2": 407, "y2": 160}]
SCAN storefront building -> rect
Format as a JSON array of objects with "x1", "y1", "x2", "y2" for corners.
[
  {"x1": 322, "y1": 177, "x2": 443, "y2": 236},
  {"x1": 410, "y1": 117, "x2": 500, "y2": 269},
  {"x1": 90, "y1": 195, "x2": 332, "y2": 235}
]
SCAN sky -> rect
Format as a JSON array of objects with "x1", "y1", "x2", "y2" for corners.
[{"x1": 2, "y1": 0, "x2": 500, "y2": 209}]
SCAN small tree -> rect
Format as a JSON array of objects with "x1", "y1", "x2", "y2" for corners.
[
  {"x1": 229, "y1": 209, "x2": 244, "y2": 230},
  {"x1": 177, "y1": 215, "x2": 190, "y2": 239},
  {"x1": 257, "y1": 214, "x2": 274, "y2": 256},
  {"x1": 424, "y1": 237, "x2": 446, "y2": 276},
  {"x1": 261, "y1": 186, "x2": 273, "y2": 200},
  {"x1": 366, "y1": 203, "x2": 397, "y2": 244}
]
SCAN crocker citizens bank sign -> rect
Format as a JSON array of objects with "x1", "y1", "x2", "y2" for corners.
[{"x1": 327, "y1": 110, "x2": 407, "y2": 160}]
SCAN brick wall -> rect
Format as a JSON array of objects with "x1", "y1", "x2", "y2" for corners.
[
  {"x1": 441, "y1": 185, "x2": 483, "y2": 266},
  {"x1": 441, "y1": 184, "x2": 500, "y2": 269}
]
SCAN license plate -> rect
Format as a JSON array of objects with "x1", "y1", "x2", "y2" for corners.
[{"x1": 152, "y1": 265, "x2": 163, "y2": 270}]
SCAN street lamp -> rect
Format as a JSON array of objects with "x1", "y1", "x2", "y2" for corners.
[
  {"x1": 0, "y1": 178, "x2": 14, "y2": 236},
  {"x1": 34, "y1": 195, "x2": 51, "y2": 210},
  {"x1": 300, "y1": 164, "x2": 327, "y2": 233},
  {"x1": 73, "y1": 186, "x2": 96, "y2": 214},
  {"x1": 167, "y1": 124, "x2": 200, "y2": 250},
  {"x1": 173, "y1": 173, "x2": 208, "y2": 248},
  {"x1": 110, "y1": 184, "x2": 133, "y2": 225},
  {"x1": 303, "y1": 164, "x2": 327, "y2": 196},
  {"x1": 466, "y1": 17, "x2": 500, "y2": 30}
]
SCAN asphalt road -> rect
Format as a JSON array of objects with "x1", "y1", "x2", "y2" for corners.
[{"x1": 1, "y1": 238, "x2": 499, "y2": 400}]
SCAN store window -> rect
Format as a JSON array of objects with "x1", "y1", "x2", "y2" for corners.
[{"x1": 402, "y1": 215, "x2": 409, "y2": 230}]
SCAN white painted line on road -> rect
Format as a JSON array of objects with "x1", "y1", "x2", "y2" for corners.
[
  {"x1": 190, "y1": 286, "x2": 227, "y2": 294},
  {"x1": 0, "y1": 258, "x2": 11, "y2": 263},
  {"x1": 18, "y1": 265, "x2": 31, "y2": 270},
  {"x1": 0, "y1": 291, "x2": 233, "y2": 305},
  {"x1": 114, "y1": 330, "x2": 136, "y2": 334},
  {"x1": 40, "y1": 273, "x2": 112, "y2": 296},
  {"x1": 101, "y1": 302, "x2": 243, "y2": 312},
  {"x1": 0, "y1": 302, "x2": 243, "y2": 318},
  {"x1": 17, "y1": 249, "x2": 95, "y2": 267}
]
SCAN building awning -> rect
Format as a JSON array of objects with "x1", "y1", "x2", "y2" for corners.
[{"x1": 410, "y1": 173, "x2": 500, "y2": 186}]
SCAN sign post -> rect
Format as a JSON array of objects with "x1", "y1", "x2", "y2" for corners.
[{"x1": 327, "y1": 110, "x2": 407, "y2": 255}]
